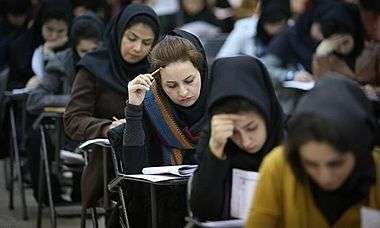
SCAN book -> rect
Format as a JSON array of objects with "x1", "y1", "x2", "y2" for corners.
[
  {"x1": 142, "y1": 165, "x2": 198, "y2": 177},
  {"x1": 361, "y1": 207, "x2": 380, "y2": 228},
  {"x1": 230, "y1": 169, "x2": 260, "y2": 220},
  {"x1": 121, "y1": 174, "x2": 184, "y2": 183}
]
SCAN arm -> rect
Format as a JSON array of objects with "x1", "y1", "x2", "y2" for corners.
[
  {"x1": 122, "y1": 103, "x2": 149, "y2": 174},
  {"x1": 245, "y1": 149, "x2": 283, "y2": 228},
  {"x1": 26, "y1": 56, "x2": 69, "y2": 114},
  {"x1": 63, "y1": 69, "x2": 112, "y2": 140}
]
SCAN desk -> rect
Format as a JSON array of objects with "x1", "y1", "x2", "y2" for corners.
[{"x1": 108, "y1": 173, "x2": 189, "y2": 228}]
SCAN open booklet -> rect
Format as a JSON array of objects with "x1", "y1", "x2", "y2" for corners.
[
  {"x1": 230, "y1": 169, "x2": 260, "y2": 220},
  {"x1": 282, "y1": 80, "x2": 315, "y2": 91},
  {"x1": 361, "y1": 207, "x2": 380, "y2": 228},
  {"x1": 142, "y1": 165, "x2": 198, "y2": 177}
]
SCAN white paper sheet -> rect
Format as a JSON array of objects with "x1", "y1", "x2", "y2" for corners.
[
  {"x1": 230, "y1": 169, "x2": 259, "y2": 219},
  {"x1": 361, "y1": 207, "x2": 380, "y2": 228},
  {"x1": 283, "y1": 80, "x2": 315, "y2": 91},
  {"x1": 142, "y1": 165, "x2": 198, "y2": 177},
  {"x1": 122, "y1": 174, "x2": 183, "y2": 183}
]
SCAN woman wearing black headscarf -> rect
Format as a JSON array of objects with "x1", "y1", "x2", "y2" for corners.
[
  {"x1": 108, "y1": 29, "x2": 209, "y2": 227},
  {"x1": 8, "y1": 0, "x2": 72, "y2": 89},
  {"x1": 246, "y1": 74, "x2": 380, "y2": 227},
  {"x1": 189, "y1": 56, "x2": 284, "y2": 221},
  {"x1": 63, "y1": 3, "x2": 160, "y2": 209}
]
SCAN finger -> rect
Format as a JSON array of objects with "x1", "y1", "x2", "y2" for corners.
[
  {"x1": 134, "y1": 77, "x2": 151, "y2": 88},
  {"x1": 130, "y1": 84, "x2": 150, "y2": 92},
  {"x1": 140, "y1": 74, "x2": 153, "y2": 85},
  {"x1": 213, "y1": 114, "x2": 242, "y2": 121}
]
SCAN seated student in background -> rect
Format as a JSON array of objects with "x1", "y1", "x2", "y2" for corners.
[
  {"x1": 246, "y1": 74, "x2": 380, "y2": 228},
  {"x1": 24, "y1": 13, "x2": 104, "y2": 204},
  {"x1": 26, "y1": 13, "x2": 104, "y2": 114},
  {"x1": 8, "y1": 0, "x2": 72, "y2": 90},
  {"x1": 109, "y1": 29, "x2": 209, "y2": 227},
  {"x1": 312, "y1": 2, "x2": 364, "y2": 80},
  {"x1": 189, "y1": 56, "x2": 284, "y2": 221},
  {"x1": 217, "y1": 3, "x2": 289, "y2": 58}
]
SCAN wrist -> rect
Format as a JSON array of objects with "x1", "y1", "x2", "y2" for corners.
[{"x1": 209, "y1": 139, "x2": 226, "y2": 160}]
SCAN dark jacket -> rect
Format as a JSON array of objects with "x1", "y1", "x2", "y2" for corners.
[{"x1": 190, "y1": 56, "x2": 284, "y2": 221}]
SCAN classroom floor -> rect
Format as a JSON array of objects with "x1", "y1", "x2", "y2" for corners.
[{"x1": 0, "y1": 159, "x2": 105, "y2": 228}]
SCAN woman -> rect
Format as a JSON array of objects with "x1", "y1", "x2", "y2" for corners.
[
  {"x1": 63, "y1": 3, "x2": 160, "y2": 209},
  {"x1": 246, "y1": 74, "x2": 380, "y2": 227},
  {"x1": 189, "y1": 56, "x2": 284, "y2": 221},
  {"x1": 109, "y1": 29, "x2": 209, "y2": 227},
  {"x1": 8, "y1": 0, "x2": 72, "y2": 90},
  {"x1": 217, "y1": 3, "x2": 289, "y2": 58},
  {"x1": 312, "y1": 2, "x2": 364, "y2": 80}
]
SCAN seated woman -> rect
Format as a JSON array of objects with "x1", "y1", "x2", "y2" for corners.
[
  {"x1": 189, "y1": 56, "x2": 284, "y2": 221},
  {"x1": 246, "y1": 74, "x2": 380, "y2": 227},
  {"x1": 109, "y1": 29, "x2": 209, "y2": 227},
  {"x1": 217, "y1": 3, "x2": 289, "y2": 58},
  {"x1": 312, "y1": 2, "x2": 364, "y2": 80}
]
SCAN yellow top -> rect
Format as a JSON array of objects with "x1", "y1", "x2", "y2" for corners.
[{"x1": 245, "y1": 146, "x2": 380, "y2": 228}]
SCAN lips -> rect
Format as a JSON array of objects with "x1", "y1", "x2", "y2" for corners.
[{"x1": 179, "y1": 97, "x2": 193, "y2": 103}]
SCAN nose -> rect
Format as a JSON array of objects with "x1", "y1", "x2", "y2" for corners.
[
  {"x1": 178, "y1": 85, "x2": 189, "y2": 97},
  {"x1": 50, "y1": 31, "x2": 59, "y2": 40},
  {"x1": 132, "y1": 41, "x2": 143, "y2": 53},
  {"x1": 241, "y1": 133, "x2": 253, "y2": 149},
  {"x1": 316, "y1": 167, "x2": 333, "y2": 187}
]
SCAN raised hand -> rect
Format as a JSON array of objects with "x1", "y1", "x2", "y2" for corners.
[{"x1": 128, "y1": 74, "x2": 154, "y2": 106}]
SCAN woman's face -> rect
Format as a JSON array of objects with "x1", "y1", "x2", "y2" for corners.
[
  {"x1": 76, "y1": 39, "x2": 99, "y2": 58},
  {"x1": 42, "y1": 19, "x2": 68, "y2": 43},
  {"x1": 160, "y1": 60, "x2": 201, "y2": 107},
  {"x1": 310, "y1": 22, "x2": 324, "y2": 42},
  {"x1": 264, "y1": 20, "x2": 287, "y2": 36},
  {"x1": 300, "y1": 141, "x2": 355, "y2": 191},
  {"x1": 290, "y1": 0, "x2": 308, "y2": 15},
  {"x1": 120, "y1": 23, "x2": 155, "y2": 64},
  {"x1": 230, "y1": 111, "x2": 267, "y2": 154}
]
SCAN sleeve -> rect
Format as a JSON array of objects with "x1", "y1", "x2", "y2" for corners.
[
  {"x1": 217, "y1": 22, "x2": 247, "y2": 58},
  {"x1": 63, "y1": 69, "x2": 111, "y2": 140},
  {"x1": 121, "y1": 102, "x2": 149, "y2": 174},
  {"x1": 26, "y1": 57, "x2": 69, "y2": 114},
  {"x1": 189, "y1": 130, "x2": 231, "y2": 221},
  {"x1": 245, "y1": 148, "x2": 283, "y2": 228}
]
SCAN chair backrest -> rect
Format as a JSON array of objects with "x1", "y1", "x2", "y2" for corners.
[
  {"x1": 107, "y1": 124, "x2": 125, "y2": 175},
  {"x1": 0, "y1": 68, "x2": 9, "y2": 129},
  {"x1": 203, "y1": 34, "x2": 228, "y2": 64}
]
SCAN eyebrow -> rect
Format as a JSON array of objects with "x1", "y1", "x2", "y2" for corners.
[
  {"x1": 165, "y1": 75, "x2": 194, "y2": 84},
  {"x1": 243, "y1": 121, "x2": 256, "y2": 128},
  {"x1": 128, "y1": 31, "x2": 153, "y2": 41}
]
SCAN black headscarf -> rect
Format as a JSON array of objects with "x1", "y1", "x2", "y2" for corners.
[
  {"x1": 77, "y1": 4, "x2": 160, "y2": 93},
  {"x1": 268, "y1": 0, "x2": 330, "y2": 71},
  {"x1": 208, "y1": 56, "x2": 284, "y2": 170},
  {"x1": 317, "y1": 2, "x2": 365, "y2": 70},
  {"x1": 69, "y1": 12, "x2": 105, "y2": 65},
  {"x1": 156, "y1": 29, "x2": 210, "y2": 131},
  {"x1": 290, "y1": 74, "x2": 377, "y2": 225},
  {"x1": 256, "y1": 3, "x2": 289, "y2": 46}
]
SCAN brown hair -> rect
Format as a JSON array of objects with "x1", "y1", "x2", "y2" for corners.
[{"x1": 148, "y1": 35, "x2": 204, "y2": 74}]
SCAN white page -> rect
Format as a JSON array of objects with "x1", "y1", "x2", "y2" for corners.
[
  {"x1": 142, "y1": 165, "x2": 198, "y2": 177},
  {"x1": 78, "y1": 138, "x2": 110, "y2": 149},
  {"x1": 195, "y1": 219, "x2": 244, "y2": 228},
  {"x1": 283, "y1": 81, "x2": 315, "y2": 91},
  {"x1": 230, "y1": 169, "x2": 259, "y2": 219},
  {"x1": 361, "y1": 207, "x2": 380, "y2": 228},
  {"x1": 123, "y1": 174, "x2": 183, "y2": 183}
]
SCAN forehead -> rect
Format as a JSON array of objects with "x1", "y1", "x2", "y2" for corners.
[
  {"x1": 234, "y1": 111, "x2": 263, "y2": 126},
  {"x1": 43, "y1": 19, "x2": 68, "y2": 29},
  {"x1": 161, "y1": 60, "x2": 199, "y2": 82},
  {"x1": 77, "y1": 39, "x2": 98, "y2": 48},
  {"x1": 300, "y1": 141, "x2": 343, "y2": 162},
  {"x1": 123, "y1": 23, "x2": 155, "y2": 40}
]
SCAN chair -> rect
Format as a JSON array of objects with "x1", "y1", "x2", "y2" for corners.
[
  {"x1": 203, "y1": 34, "x2": 229, "y2": 65},
  {"x1": 33, "y1": 110, "x2": 85, "y2": 228},
  {"x1": 75, "y1": 138, "x2": 111, "y2": 228}
]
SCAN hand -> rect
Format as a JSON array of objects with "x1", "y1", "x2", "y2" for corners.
[
  {"x1": 26, "y1": 75, "x2": 40, "y2": 89},
  {"x1": 44, "y1": 36, "x2": 69, "y2": 53},
  {"x1": 294, "y1": 70, "x2": 314, "y2": 82},
  {"x1": 209, "y1": 114, "x2": 239, "y2": 160},
  {"x1": 128, "y1": 74, "x2": 153, "y2": 106},
  {"x1": 316, "y1": 35, "x2": 351, "y2": 56},
  {"x1": 102, "y1": 119, "x2": 126, "y2": 137}
]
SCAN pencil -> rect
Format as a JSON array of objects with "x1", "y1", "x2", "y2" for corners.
[
  {"x1": 151, "y1": 68, "x2": 161, "y2": 77},
  {"x1": 112, "y1": 116, "x2": 119, "y2": 121}
]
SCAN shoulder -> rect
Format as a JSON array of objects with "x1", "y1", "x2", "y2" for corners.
[{"x1": 261, "y1": 146, "x2": 288, "y2": 169}]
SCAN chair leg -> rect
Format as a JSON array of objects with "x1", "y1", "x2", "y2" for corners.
[
  {"x1": 8, "y1": 133, "x2": 14, "y2": 210},
  {"x1": 91, "y1": 207, "x2": 99, "y2": 228},
  {"x1": 80, "y1": 207, "x2": 87, "y2": 228},
  {"x1": 150, "y1": 185, "x2": 157, "y2": 228},
  {"x1": 118, "y1": 186, "x2": 130, "y2": 228},
  {"x1": 3, "y1": 158, "x2": 10, "y2": 191},
  {"x1": 37, "y1": 155, "x2": 45, "y2": 228},
  {"x1": 10, "y1": 105, "x2": 28, "y2": 219},
  {"x1": 40, "y1": 126, "x2": 56, "y2": 228}
]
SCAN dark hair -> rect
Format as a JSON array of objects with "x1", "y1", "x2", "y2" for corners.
[
  {"x1": 124, "y1": 15, "x2": 160, "y2": 43},
  {"x1": 360, "y1": 0, "x2": 380, "y2": 13},
  {"x1": 286, "y1": 113, "x2": 355, "y2": 182},
  {"x1": 41, "y1": 9, "x2": 71, "y2": 25},
  {"x1": 71, "y1": 20, "x2": 103, "y2": 47},
  {"x1": 149, "y1": 35, "x2": 204, "y2": 74},
  {"x1": 211, "y1": 97, "x2": 261, "y2": 116},
  {"x1": 4, "y1": 0, "x2": 31, "y2": 15}
]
